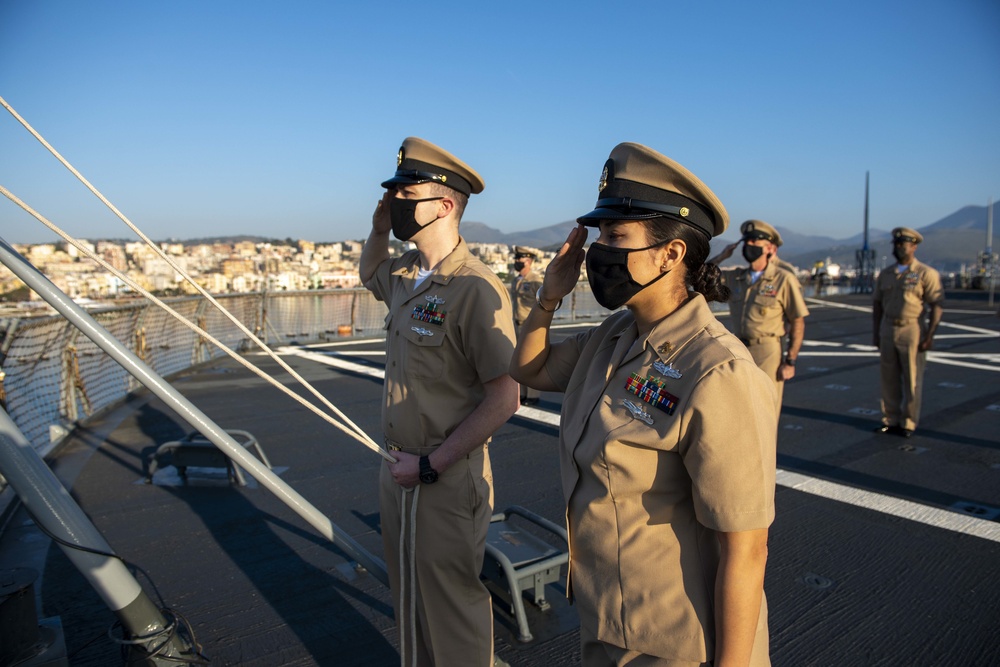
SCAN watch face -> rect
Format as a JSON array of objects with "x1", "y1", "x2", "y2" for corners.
[{"x1": 419, "y1": 456, "x2": 438, "y2": 484}]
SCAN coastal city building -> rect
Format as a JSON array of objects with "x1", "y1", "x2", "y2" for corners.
[{"x1": 0, "y1": 239, "x2": 555, "y2": 314}]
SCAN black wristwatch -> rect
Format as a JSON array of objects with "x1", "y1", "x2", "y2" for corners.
[
  {"x1": 784, "y1": 356, "x2": 796, "y2": 367},
  {"x1": 419, "y1": 455, "x2": 438, "y2": 484}
]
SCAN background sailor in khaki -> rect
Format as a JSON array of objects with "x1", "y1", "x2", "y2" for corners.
[
  {"x1": 873, "y1": 227, "x2": 944, "y2": 437},
  {"x1": 511, "y1": 142, "x2": 775, "y2": 667},
  {"x1": 709, "y1": 220, "x2": 809, "y2": 408},
  {"x1": 358, "y1": 137, "x2": 519, "y2": 667},
  {"x1": 510, "y1": 246, "x2": 544, "y2": 405}
]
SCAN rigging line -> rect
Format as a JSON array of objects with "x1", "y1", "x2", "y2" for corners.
[
  {"x1": 0, "y1": 185, "x2": 393, "y2": 462},
  {"x1": 0, "y1": 95, "x2": 374, "y2": 451}
]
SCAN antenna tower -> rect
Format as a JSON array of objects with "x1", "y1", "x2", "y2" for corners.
[{"x1": 853, "y1": 171, "x2": 877, "y2": 293}]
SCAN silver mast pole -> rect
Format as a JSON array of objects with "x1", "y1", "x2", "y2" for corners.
[
  {"x1": 0, "y1": 406, "x2": 197, "y2": 664},
  {"x1": 988, "y1": 198, "x2": 995, "y2": 308}
]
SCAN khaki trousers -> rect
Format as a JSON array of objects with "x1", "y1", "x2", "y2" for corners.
[
  {"x1": 580, "y1": 618, "x2": 771, "y2": 667},
  {"x1": 379, "y1": 445, "x2": 495, "y2": 667},
  {"x1": 879, "y1": 320, "x2": 926, "y2": 431},
  {"x1": 746, "y1": 337, "x2": 784, "y2": 411}
]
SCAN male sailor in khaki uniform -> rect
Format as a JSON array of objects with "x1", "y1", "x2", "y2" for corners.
[
  {"x1": 873, "y1": 227, "x2": 943, "y2": 438},
  {"x1": 510, "y1": 246, "x2": 544, "y2": 405},
  {"x1": 709, "y1": 220, "x2": 809, "y2": 408},
  {"x1": 359, "y1": 137, "x2": 519, "y2": 667}
]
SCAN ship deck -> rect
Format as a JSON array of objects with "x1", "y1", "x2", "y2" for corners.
[{"x1": 2, "y1": 291, "x2": 999, "y2": 666}]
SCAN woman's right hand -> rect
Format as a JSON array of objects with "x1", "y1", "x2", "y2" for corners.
[{"x1": 541, "y1": 225, "x2": 588, "y2": 303}]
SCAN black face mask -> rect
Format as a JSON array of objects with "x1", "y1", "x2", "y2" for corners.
[
  {"x1": 513, "y1": 260, "x2": 526, "y2": 272},
  {"x1": 585, "y1": 241, "x2": 669, "y2": 310},
  {"x1": 389, "y1": 196, "x2": 444, "y2": 241},
  {"x1": 742, "y1": 243, "x2": 765, "y2": 263}
]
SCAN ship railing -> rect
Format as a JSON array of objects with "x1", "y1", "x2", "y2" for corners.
[{"x1": 0, "y1": 285, "x2": 606, "y2": 477}]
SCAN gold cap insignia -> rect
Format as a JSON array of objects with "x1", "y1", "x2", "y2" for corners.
[
  {"x1": 679, "y1": 207, "x2": 689, "y2": 217},
  {"x1": 397, "y1": 148, "x2": 404, "y2": 166},
  {"x1": 599, "y1": 166, "x2": 608, "y2": 193}
]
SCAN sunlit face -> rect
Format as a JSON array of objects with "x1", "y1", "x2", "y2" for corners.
[
  {"x1": 892, "y1": 238, "x2": 917, "y2": 262},
  {"x1": 595, "y1": 220, "x2": 662, "y2": 282},
  {"x1": 595, "y1": 220, "x2": 650, "y2": 248},
  {"x1": 392, "y1": 183, "x2": 441, "y2": 203}
]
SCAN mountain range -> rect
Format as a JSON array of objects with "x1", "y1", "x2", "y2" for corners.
[{"x1": 462, "y1": 201, "x2": 999, "y2": 273}]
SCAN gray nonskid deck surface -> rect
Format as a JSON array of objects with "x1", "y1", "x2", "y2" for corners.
[{"x1": 4, "y1": 292, "x2": 999, "y2": 666}]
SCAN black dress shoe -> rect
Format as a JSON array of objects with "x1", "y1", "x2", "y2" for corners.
[
  {"x1": 520, "y1": 398, "x2": 539, "y2": 407},
  {"x1": 900, "y1": 428, "x2": 913, "y2": 438},
  {"x1": 874, "y1": 424, "x2": 896, "y2": 434}
]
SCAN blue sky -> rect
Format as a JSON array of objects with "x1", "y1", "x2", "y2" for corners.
[{"x1": 2, "y1": 0, "x2": 998, "y2": 245}]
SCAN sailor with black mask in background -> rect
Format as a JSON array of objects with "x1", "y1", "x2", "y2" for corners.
[{"x1": 708, "y1": 219, "x2": 809, "y2": 411}]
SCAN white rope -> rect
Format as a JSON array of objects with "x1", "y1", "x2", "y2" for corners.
[
  {"x1": 0, "y1": 94, "x2": 380, "y2": 460},
  {"x1": 398, "y1": 486, "x2": 420, "y2": 667},
  {"x1": 0, "y1": 185, "x2": 394, "y2": 463}
]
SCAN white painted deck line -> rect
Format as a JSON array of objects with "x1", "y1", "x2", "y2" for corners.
[
  {"x1": 280, "y1": 345, "x2": 1000, "y2": 544},
  {"x1": 774, "y1": 470, "x2": 1000, "y2": 543}
]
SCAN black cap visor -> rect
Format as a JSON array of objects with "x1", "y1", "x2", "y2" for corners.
[
  {"x1": 381, "y1": 160, "x2": 473, "y2": 195},
  {"x1": 742, "y1": 230, "x2": 774, "y2": 243},
  {"x1": 577, "y1": 197, "x2": 714, "y2": 238},
  {"x1": 577, "y1": 207, "x2": 661, "y2": 226}
]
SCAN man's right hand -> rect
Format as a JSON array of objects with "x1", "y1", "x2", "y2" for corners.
[
  {"x1": 372, "y1": 190, "x2": 392, "y2": 234},
  {"x1": 718, "y1": 241, "x2": 739, "y2": 261},
  {"x1": 707, "y1": 241, "x2": 740, "y2": 266}
]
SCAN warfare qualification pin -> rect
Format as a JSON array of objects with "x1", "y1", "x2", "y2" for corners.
[
  {"x1": 622, "y1": 399, "x2": 654, "y2": 425},
  {"x1": 653, "y1": 360, "x2": 682, "y2": 379},
  {"x1": 425, "y1": 294, "x2": 446, "y2": 305}
]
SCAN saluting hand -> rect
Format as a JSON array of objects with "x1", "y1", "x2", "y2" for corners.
[
  {"x1": 372, "y1": 191, "x2": 393, "y2": 234},
  {"x1": 718, "y1": 241, "x2": 740, "y2": 262},
  {"x1": 540, "y1": 225, "x2": 588, "y2": 303}
]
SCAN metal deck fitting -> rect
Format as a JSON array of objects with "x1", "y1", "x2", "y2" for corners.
[
  {"x1": 146, "y1": 429, "x2": 271, "y2": 486},
  {"x1": 483, "y1": 506, "x2": 569, "y2": 643}
]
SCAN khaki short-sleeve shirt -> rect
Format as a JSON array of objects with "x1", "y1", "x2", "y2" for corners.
[
  {"x1": 510, "y1": 269, "x2": 544, "y2": 325},
  {"x1": 366, "y1": 238, "x2": 516, "y2": 447},
  {"x1": 723, "y1": 262, "x2": 809, "y2": 340},
  {"x1": 543, "y1": 295, "x2": 777, "y2": 662},
  {"x1": 873, "y1": 258, "x2": 944, "y2": 320}
]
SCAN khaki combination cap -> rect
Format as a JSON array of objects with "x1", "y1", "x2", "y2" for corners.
[
  {"x1": 381, "y1": 136, "x2": 485, "y2": 196},
  {"x1": 577, "y1": 142, "x2": 729, "y2": 238},
  {"x1": 740, "y1": 219, "x2": 782, "y2": 247},
  {"x1": 512, "y1": 246, "x2": 539, "y2": 258},
  {"x1": 892, "y1": 227, "x2": 923, "y2": 244}
]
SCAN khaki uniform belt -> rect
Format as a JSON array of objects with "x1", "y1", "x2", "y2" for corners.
[
  {"x1": 739, "y1": 335, "x2": 780, "y2": 346},
  {"x1": 384, "y1": 437, "x2": 483, "y2": 458},
  {"x1": 889, "y1": 317, "x2": 918, "y2": 327}
]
